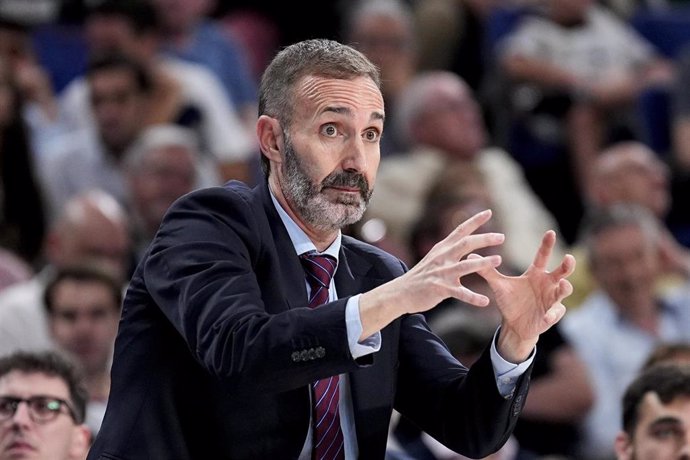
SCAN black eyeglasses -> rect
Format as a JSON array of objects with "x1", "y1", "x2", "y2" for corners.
[{"x1": 0, "y1": 396, "x2": 78, "y2": 424}]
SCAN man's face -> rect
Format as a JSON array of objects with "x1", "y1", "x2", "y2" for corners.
[
  {"x1": 130, "y1": 145, "x2": 196, "y2": 234},
  {"x1": 590, "y1": 224, "x2": 659, "y2": 313},
  {"x1": 606, "y1": 150, "x2": 671, "y2": 219},
  {"x1": 49, "y1": 279, "x2": 121, "y2": 375},
  {"x1": 616, "y1": 393, "x2": 690, "y2": 460},
  {"x1": 349, "y1": 14, "x2": 415, "y2": 98},
  {"x1": 272, "y1": 76, "x2": 383, "y2": 232},
  {"x1": 57, "y1": 212, "x2": 130, "y2": 283},
  {"x1": 415, "y1": 77, "x2": 486, "y2": 159},
  {"x1": 0, "y1": 371, "x2": 88, "y2": 460},
  {"x1": 89, "y1": 68, "x2": 146, "y2": 153}
]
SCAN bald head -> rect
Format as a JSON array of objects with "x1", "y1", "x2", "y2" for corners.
[
  {"x1": 590, "y1": 142, "x2": 670, "y2": 218},
  {"x1": 47, "y1": 190, "x2": 131, "y2": 282},
  {"x1": 395, "y1": 71, "x2": 486, "y2": 158}
]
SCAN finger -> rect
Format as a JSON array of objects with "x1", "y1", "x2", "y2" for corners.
[
  {"x1": 532, "y1": 230, "x2": 556, "y2": 270},
  {"x1": 446, "y1": 209, "x2": 493, "y2": 240},
  {"x1": 448, "y1": 233, "x2": 505, "y2": 260},
  {"x1": 448, "y1": 254, "x2": 502, "y2": 280},
  {"x1": 454, "y1": 285, "x2": 491, "y2": 307},
  {"x1": 555, "y1": 279, "x2": 574, "y2": 304},
  {"x1": 549, "y1": 254, "x2": 576, "y2": 279},
  {"x1": 468, "y1": 253, "x2": 502, "y2": 283},
  {"x1": 544, "y1": 302, "x2": 566, "y2": 326}
]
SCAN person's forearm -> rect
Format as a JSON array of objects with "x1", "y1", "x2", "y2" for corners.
[{"x1": 502, "y1": 55, "x2": 579, "y2": 89}]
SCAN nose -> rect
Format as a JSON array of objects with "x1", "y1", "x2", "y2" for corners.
[
  {"x1": 10, "y1": 401, "x2": 32, "y2": 427},
  {"x1": 678, "y1": 431, "x2": 690, "y2": 458},
  {"x1": 341, "y1": 137, "x2": 369, "y2": 173}
]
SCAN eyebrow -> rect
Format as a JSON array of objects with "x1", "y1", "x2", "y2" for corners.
[
  {"x1": 321, "y1": 106, "x2": 385, "y2": 123},
  {"x1": 649, "y1": 416, "x2": 683, "y2": 429}
]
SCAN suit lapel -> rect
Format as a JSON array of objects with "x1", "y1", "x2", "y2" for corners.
[{"x1": 257, "y1": 182, "x2": 308, "y2": 311}]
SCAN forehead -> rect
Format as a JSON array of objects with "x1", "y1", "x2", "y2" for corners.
[
  {"x1": 52, "y1": 278, "x2": 114, "y2": 302},
  {"x1": 0, "y1": 371, "x2": 69, "y2": 399},
  {"x1": 638, "y1": 392, "x2": 690, "y2": 422},
  {"x1": 90, "y1": 68, "x2": 139, "y2": 91},
  {"x1": 293, "y1": 75, "x2": 384, "y2": 122}
]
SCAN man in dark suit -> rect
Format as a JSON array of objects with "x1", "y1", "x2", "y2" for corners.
[{"x1": 87, "y1": 38, "x2": 575, "y2": 460}]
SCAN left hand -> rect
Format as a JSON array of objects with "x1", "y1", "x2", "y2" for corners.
[{"x1": 473, "y1": 230, "x2": 576, "y2": 363}]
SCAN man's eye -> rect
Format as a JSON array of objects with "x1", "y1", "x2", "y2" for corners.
[
  {"x1": 652, "y1": 425, "x2": 684, "y2": 440},
  {"x1": 321, "y1": 124, "x2": 337, "y2": 137},
  {"x1": 364, "y1": 129, "x2": 380, "y2": 142}
]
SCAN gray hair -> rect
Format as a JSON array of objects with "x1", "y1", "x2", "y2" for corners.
[
  {"x1": 392, "y1": 70, "x2": 466, "y2": 146},
  {"x1": 581, "y1": 203, "x2": 661, "y2": 263},
  {"x1": 124, "y1": 124, "x2": 200, "y2": 173}
]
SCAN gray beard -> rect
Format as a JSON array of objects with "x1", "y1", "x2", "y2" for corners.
[{"x1": 281, "y1": 139, "x2": 372, "y2": 232}]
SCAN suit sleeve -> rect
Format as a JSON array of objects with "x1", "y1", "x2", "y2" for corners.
[
  {"x1": 141, "y1": 187, "x2": 360, "y2": 394},
  {"x1": 394, "y1": 314, "x2": 531, "y2": 458}
]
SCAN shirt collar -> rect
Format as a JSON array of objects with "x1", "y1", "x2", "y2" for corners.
[{"x1": 269, "y1": 186, "x2": 342, "y2": 261}]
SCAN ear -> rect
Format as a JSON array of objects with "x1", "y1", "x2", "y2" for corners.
[
  {"x1": 256, "y1": 115, "x2": 284, "y2": 166},
  {"x1": 614, "y1": 431, "x2": 634, "y2": 460},
  {"x1": 68, "y1": 424, "x2": 92, "y2": 460}
]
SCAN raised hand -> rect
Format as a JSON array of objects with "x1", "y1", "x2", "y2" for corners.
[
  {"x1": 358, "y1": 209, "x2": 505, "y2": 340},
  {"x1": 472, "y1": 230, "x2": 576, "y2": 363}
]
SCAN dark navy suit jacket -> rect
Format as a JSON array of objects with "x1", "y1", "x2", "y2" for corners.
[{"x1": 87, "y1": 181, "x2": 531, "y2": 460}]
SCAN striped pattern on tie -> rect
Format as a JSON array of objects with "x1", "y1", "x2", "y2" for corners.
[{"x1": 299, "y1": 252, "x2": 344, "y2": 460}]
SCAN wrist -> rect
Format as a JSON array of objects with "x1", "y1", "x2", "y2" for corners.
[{"x1": 496, "y1": 326, "x2": 537, "y2": 364}]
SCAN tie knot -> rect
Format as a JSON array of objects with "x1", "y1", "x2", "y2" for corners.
[{"x1": 300, "y1": 253, "x2": 337, "y2": 290}]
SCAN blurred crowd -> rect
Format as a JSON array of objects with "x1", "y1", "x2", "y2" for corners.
[{"x1": 2, "y1": 0, "x2": 690, "y2": 459}]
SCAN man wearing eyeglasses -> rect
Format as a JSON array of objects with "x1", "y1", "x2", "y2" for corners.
[{"x1": 0, "y1": 350, "x2": 91, "y2": 460}]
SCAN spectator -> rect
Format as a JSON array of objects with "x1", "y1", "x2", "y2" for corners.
[
  {"x1": 343, "y1": 0, "x2": 419, "y2": 158},
  {"x1": 412, "y1": 0, "x2": 503, "y2": 112},
  {"x1": 497, "y1": 0, "x2": 674, "y2": 198},
  {"x1": 0, "y1": 350, "x2": 90, "y2": 460},
  {"x1": 59, "y1": 0, "x2": 255, "y2": 184},
  {"x1": 0, "y1": 7, "x2": 66, "y2": 159},
  {"x1": 150, "y1": 0, "x2": 258, "y2": 133},
  {"x1": 123, "y1": 124, "x2": 212, "y2": 262},
  {"x1": 561, "y1": 203, "x2": 690, "y2": 459},
  {"x1": 642, "y1": 342, "x2": 690, "y2": 369},
  {"x1": 567, "y1": 141, "x2": 688, "y2": 308},
  {"x1": 41, "y1": 53, "x2": 152, "y2": 220},
  {"x1": 0, "y1": 57, "x2": 47, "y2": 267},
  {"x1": 362, "y1": 70, "x2": 565, "y2": 272},
  {"x1": 614, "y1": 363, "x2": 690, "y2": 459},
  {"x1": 0, "y1": 189, "x2": 131, "y2": 357},
  {"x1": 43, "y1": 264, "x2": 123, "y2": 437}
]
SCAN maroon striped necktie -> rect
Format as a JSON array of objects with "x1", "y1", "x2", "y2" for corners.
[{"x1": 300, "y1": 252, "x2": 345, "y2": 460}]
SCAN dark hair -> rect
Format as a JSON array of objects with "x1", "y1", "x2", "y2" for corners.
[
  {"x1": 0, "y1": 350, "x2": 88, "y2": 423},
  {"x1": 257, "y1": 38, "x2": 381, "y2": 177},
  {"x1": 642, "y1": 342, "x2": 690, "y2": 369},
  {"x1": 86, "y1": 52, "x2": 153, "y2": 94},
  {"x1": 87, "y1": 0, "x2": 159, "y2": 35},
  {"x1": 621, "y1": 363, "x2": 690, "y2": 435},
  {"x1": 44, "y1": 264, "x2": 123, "y2": 314}
]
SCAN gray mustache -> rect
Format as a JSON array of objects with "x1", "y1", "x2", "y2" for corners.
[{"x1": 322, "y1": 172, "x2": 369, "y2": 194}]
